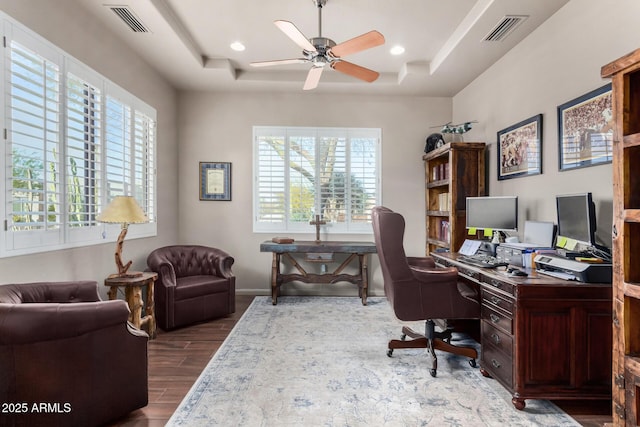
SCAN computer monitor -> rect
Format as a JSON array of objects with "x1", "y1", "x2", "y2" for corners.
[
  {"x1": 556, "y1": 192, "x2": 597, "y2": 246},
  {"x1": 466, "y1": 196, "x2": 518, "y2": 232}
]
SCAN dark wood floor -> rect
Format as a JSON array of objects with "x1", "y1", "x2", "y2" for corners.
[{"x1": 108, "y1": 294, "x2": 611, "y2": 427}]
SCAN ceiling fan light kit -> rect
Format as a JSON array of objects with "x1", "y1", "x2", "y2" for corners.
[{"x1": 250, "y1": 0, "x2": 385, "y2": 90}]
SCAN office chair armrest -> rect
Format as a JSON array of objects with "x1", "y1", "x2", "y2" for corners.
[
  {"x1": 411, "y1": 265, "x2": 459, "y2": 283},
  {"x1": 407, "y1": 256, "x2": 436, "y2": 269}
]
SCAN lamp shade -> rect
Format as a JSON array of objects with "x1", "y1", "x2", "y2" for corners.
[{"x1": 96, "y1": 196, "x2": 148, "y2": 225}]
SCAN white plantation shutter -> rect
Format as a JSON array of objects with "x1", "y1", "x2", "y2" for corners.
[
  {"x1": 6, "y1": 37, "x2": 63, "y2": 250},
  {"x1": 133, "y1": 110, "x2": 156, "y2": 223},
  {"x1": 289, "y1": 133, "x2": 315, "y2": 227},
  {"x1": 105, "y1": 96, "x2": 131, "y2": 200},
  {"x1": 66, "y1": 72, "x2": 101, "y2": 230},
  {"x1": 255, "y1": 130, "x2": 286, "y2": 226},
  {"x1": 254, "y1": 127, "x2": 380, "y2": 233},
  {"x1": 318, "y1": 134, "x2": 347, "y2": 224},
  {"x1": 347, "y1": 132, "x2": 378, "y2": 224}
]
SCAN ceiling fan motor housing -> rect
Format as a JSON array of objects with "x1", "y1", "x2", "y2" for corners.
[{"x1": 306, "y1": 37, "x2": 337, "y2": 65}]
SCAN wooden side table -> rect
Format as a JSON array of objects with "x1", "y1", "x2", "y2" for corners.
[{"x1": 104, "y1": 271, "x2": 158, "y2": 338}]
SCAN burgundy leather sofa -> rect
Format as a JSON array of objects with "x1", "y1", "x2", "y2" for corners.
[
  {"x1": 0, "y1": 280, "x2": 148, "y2": 427},
  {"x1": 147, "y1": 245, "x2": 235, "y2": 330}
]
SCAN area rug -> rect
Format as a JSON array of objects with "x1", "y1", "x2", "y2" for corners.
[{"x1": 167, "y1": 296, "x2": 579, "y2": 426}]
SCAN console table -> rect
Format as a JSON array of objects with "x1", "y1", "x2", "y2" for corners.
[
  {"x1": 260, "y1": 240, "x2": 376, "y2": 305},
  {"x1": 431, "y1": 252, "x2": 612, "y2": 410}
]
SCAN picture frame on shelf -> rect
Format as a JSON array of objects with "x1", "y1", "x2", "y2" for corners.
[
  {"x1": 497, "y1": 114, "x2": 543, "y2": 181},
  {"x1": 557, "y1": 83, "x2": 613, "y2": 171},
  {"x1": 199, "y1": 162, "x2": 231, "y2": 201}
]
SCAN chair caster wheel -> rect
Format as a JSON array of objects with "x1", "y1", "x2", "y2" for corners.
[
  {"x1": 400, "y1": 334, "x2": 407, "y2": 341},
  {"x1": 469, "y1": 359, "x2": 477, "y2": 368},
  {"x1": 387, "y1": 349, "x2": 393, "y2": 357},
  {"x1": 430, "y1": 369, "x2": 437, "y2": 377}
]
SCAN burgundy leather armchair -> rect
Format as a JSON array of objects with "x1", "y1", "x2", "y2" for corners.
[
  {"x1": 372, "y1": 206, "x2": 480, "y2": 377},
  {"x1": 0, "y1": 280, "x2": 148, "y2": 427},
  {"x1": 147, "y1": 245, "x2": 235, "y2": 330}
]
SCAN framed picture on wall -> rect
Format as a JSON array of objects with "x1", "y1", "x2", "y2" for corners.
[
  {"x1": 199, "y1": 162, "x2": 231, "y2": 201},
  {"x1": 497, "y1": 114, "x2": 543, "y2": 181},
  {"x1": 557, "y1": 84, "x2": 613, "y2": 171}
]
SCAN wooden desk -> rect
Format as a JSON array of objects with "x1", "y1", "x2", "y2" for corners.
[
  {"x1": 105, "y1": 271, "x2": 158, "y2": 338},
  {"x1": 260, "y1": 241, "x2": 377, "y2": 305},
  {"x1": 431, "y1": 252, "x2": 612, "y2": 410}
]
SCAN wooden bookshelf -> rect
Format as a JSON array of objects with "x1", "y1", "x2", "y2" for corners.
[
  {"x1": 602, "y1": 47, "x2": 640, "y2": 426},
  {"x1": 423, "y1": 142, "x2": 485, "y2": 255}
]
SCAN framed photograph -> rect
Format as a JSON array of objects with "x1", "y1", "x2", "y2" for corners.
[
  {"x1": 199, "y1": 162, "x2": 231, "y2": 201},
  {"x1": 497, "y1": 114, "x2": 543, "y2": 181},
  {"x1": 557, "y1": 84, "x2": 613, "y2": 171}
]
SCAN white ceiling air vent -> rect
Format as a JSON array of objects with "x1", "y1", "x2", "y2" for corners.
[
  {"x1": 108, "y1": 6, "x2": 150, "y2": 33},
  {"x1": 483, "y1": 15, "x2": 528, "y2": 42}
]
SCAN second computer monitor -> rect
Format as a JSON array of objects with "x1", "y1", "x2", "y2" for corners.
[{"x1": 466, "y1": 196, "x2": 518, "y2": 232}]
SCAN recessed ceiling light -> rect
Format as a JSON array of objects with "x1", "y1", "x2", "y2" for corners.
[
  {"x1": 230, "y1": 41, "x2": 245, "y2": 52},
  {"x1": 390, "y1": 45, "x2": 405, "y2": 55}
]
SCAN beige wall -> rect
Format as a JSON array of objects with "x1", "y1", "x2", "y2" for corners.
[
  {"x1": 0, "y1": 0, "x2": 179, "y2": 291},
  {"x1": 453, "y1": 0, "x2": 640, "y2": 248},
  {"x1": 177, "y1": 92, "x2": 451, "y2": 295},
  {"x1": 3, "y1": 0, "x2": 637, "y2": 298}
]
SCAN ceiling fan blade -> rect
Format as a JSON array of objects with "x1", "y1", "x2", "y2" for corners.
[
  {"x1": 303, "y1": 66, "x2": 324, "y2": 90},
  {"x1": 331, "y1": 60, "x2": 379, "y2": 83},
  {"x1": 274, "y1": 20, "x2": 317, "y2": 53},
  {"x1": 330, "y1": 30, "x2": 385, "y2": 58},
  {"x1": 250, "y1": 58, "x2": 307, "y2": 67}
]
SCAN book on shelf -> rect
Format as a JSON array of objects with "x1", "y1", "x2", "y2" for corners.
[
  {"x1": 438, "y1": 192, "x2": 451, "y2": 211},
  {"x1": 440, "y1": 220, "x2": 450, "y2": 243}
]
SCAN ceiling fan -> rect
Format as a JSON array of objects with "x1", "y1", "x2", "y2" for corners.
[{"x1": 250, "y1": 0, "x2": 385, "y2": 90}]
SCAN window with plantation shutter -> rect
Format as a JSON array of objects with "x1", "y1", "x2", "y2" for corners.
[
  {"x1": 1, "y1": 14, "x2": 157, "y2": 257},
  {"x1": 254, "y1": 126, "x2": 380, "y2": 233}
]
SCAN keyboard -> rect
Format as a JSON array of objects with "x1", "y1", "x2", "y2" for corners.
[{"x1": 458, "y1": 254, "x2": 508, "y2": 269}]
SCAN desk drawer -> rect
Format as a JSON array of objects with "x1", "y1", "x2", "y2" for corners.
[
  {"x1": 456, "y1": 265, "x2": 481, "y2": 282},
  {"x1": 482, "y1": 322, "x2": 513, "y2": 356},
  {"x1": 482, "y1": 305, "x2": 513, "y2": 335},
  {"x1": 481, "y1": 288, "x2": 514, "y2": 315},
  {"x1": 481, "y1": 342, "x2": 513, "y2": 389},
  {"x1": 481, "y1": 276, "x2": 514, "y2": 296}
]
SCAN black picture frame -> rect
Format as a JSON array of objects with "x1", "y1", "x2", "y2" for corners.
[
  {"x1": 497, "y1": 114, "x2": 543, "y2": 181},
  {"x1": 199, "y1": 162, "x2": 231, "y2": 201},
  {"x1": 557, "y1": 84, "x2": 613, "y2": 171}
]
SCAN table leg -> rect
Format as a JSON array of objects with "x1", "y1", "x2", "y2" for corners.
[
  {"x1": 146, "y1": 279, "x2": 156, "y2": 338},
  {"x1": 271, "y1": 253, "x2": 280, "y2": 305},
  {"x1": 360, "y1": 254, "x2": 369, "y2": 306},
  {"x1": 125, "y1": 285, "x2": 143, "y2": 329},
  {"x1": 107, "y1": 286, "x2": 118, "y2": 301}
]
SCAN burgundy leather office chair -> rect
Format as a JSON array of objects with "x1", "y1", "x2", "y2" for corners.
[{"x1": 372, "y1": 206, "x2": 480, "y2": 377}]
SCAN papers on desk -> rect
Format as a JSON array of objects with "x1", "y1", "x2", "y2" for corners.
[
  {"x1": 536, "y1": 269, "x2": 578, "y2": 281},
  {"x1": 460, "y1": 239, "x2": 482, "y2": 256}
]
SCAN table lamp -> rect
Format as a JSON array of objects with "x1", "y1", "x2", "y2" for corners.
[{"x1": 96, "y1": 196, "x2": 148, "y2": 278}]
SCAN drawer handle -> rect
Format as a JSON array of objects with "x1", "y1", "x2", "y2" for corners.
[
  {"x1": 491, "y1": 333, "x2": 501, "y2": 344},
  {"x1": 491, "y1": 359, "x2": 501, "y2": 368},
  {"x1": 490, "y1": 279, "x2": 501, "y2": 287},
  {"x1": 490, "y1": 296, "x2": 500, "y2": 305},
  {"x1": 490, "y1": 313, "x2": 500, "y2": 323}
]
